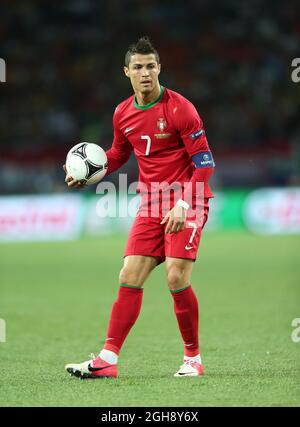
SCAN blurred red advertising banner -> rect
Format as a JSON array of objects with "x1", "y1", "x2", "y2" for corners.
[
  {"x1": 244, "y1": 188, "x2": 300, "y2": 234},
  {"x1": 0, "y1": 195, "x2": 84, "y2": 242}
]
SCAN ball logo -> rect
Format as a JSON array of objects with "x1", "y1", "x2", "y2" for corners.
[{"x1": 0, "y1": 58, "x2": 6, "y2": 82}]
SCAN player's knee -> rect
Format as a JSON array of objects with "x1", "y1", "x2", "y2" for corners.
[
  {"x1": 119, "y1": 266, "x2": 143, "y2": 287},
  {"x1": 167, "y1": 267, "x2": 185, "y2": 290}
]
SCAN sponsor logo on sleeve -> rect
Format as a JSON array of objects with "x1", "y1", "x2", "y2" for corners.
[{"x1": 189, "y1": 129, "x2": 204, "y2": 139}]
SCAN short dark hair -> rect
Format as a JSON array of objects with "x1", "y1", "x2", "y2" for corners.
[{"x1": 125, "y1": 36, "x2": 160, "y2": 67}]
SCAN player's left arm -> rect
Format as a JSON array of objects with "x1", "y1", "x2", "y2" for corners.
[{"x1": 161, "y1": 101, "x2": 215, "y2": 234}]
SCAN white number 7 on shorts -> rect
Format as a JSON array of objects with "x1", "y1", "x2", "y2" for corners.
[{"x1": 185, "y1": 222, "x2": 197, "y2": 250}]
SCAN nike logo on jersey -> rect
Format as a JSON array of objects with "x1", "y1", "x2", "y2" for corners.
[
  {"x1": 185, "y1": 245, "x2": 193, "y2": 250},
  {"x1": 125, "y1": 127, "x2": 135, "y2": 134}
]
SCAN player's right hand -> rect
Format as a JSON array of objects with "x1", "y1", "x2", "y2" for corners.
[{"x1": 63, "y1": 165, "x2": 86, "y2": 188}]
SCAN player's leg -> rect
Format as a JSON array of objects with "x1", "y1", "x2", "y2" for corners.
[
  {"x1": 165, "y1": 258, "x2": 199, "y2": 360},
  {"x1": 165, "y1": 257, "x2": 204, "y2": 377},
  {"x1": 165, "y1": 256, "x2": 194, "y2": 292},
  {"x1": 65, "y1": 255, "x2": 159, "y2": 379},
  {"x1": 101, "y1": 213, "x2": 164, "y2": 361},
  {"x1": 164, "y1": 201, "x2": 210, "y2": 377},
  {"x1": 165, "y1": 207, "x2": 207, "y2": 378},
  {"x1": 65, "y1": 214, "x2": 164, "y2": 379},
  {"x1": 119, "y1": 254, "x2": 159, "y2": 286},
  {"x1": 100, "y1": 255, "x2": 158, "y2": 357}
]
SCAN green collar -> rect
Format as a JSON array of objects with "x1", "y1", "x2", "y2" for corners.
[{"x1": 134, "y1": 86, "x2": 165, "y2": 110}]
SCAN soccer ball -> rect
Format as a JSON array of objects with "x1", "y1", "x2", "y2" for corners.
[{"x1": 66, "y1": 142, "x2": 108, "y2": 185}]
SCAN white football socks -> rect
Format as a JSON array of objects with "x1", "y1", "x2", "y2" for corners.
[
  {"x1": 99, "y1": 349, "x2": 118, "y2": 365},
  {"x1": 184, "y1": 354, "x2": 202, "y2": 364}
]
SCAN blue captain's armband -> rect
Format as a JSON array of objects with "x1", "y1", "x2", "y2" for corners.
[{"x1": 192, "y1": 151, "x2": 215, "y2": 168}]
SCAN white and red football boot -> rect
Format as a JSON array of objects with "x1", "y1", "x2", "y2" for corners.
[
  {"x1": 65, "y1": 354, "x2": 117, "y2": 379},
  {"x1": 174, "y1": 359, "x2": 204, "y2": 377}
]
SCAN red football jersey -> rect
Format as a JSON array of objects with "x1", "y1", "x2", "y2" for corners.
[{"x1": 106, "y1": 86, "x2": 214, "y2": 199}]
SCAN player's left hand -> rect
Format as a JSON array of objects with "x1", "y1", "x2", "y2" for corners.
[{"x1": 161, "y1": 205, "x2": 187, "y2": 234}]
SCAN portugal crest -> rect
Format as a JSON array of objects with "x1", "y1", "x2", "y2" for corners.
[
  {"x1": 157, "y1": 118, "x2": 167, "y2": 132},
  {"x1": 155, "y1": 117, "x2": 171, "y2": 139}
]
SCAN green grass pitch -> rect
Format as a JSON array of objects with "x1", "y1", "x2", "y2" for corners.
[{"x1": 0, "y1": 231, "x2": 299, "y2": 407}]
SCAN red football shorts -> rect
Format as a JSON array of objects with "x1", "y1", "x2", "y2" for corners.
[{"x1": 124, "y1": 199, "x2": 209, "y2": 263}]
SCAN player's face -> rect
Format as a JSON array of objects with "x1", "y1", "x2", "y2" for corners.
[{"x1": 124, "y1": 53, "x2": 161, "y2": 94}]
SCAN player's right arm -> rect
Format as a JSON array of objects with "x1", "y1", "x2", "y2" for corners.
[
  {"x1": 64, "y1": 107, "x2": 133, "y2": 188},
  {"x1": 105, "y1": 107, "x2": 133, "y2": 176}
]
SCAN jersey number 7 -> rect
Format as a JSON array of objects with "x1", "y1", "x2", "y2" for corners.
[{"x1": 141, "y1": 135, "x2": 151, "y2": 156}]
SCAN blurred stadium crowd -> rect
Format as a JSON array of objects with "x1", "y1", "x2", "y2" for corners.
[{"x1": 0, "y1": 0, "x2": 300, "y2": 194}]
